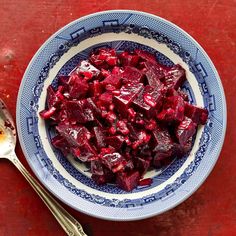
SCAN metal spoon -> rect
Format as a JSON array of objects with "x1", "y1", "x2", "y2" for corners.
[{"x1": 0, "y1": 98, "x2": 87, "y2": 236}]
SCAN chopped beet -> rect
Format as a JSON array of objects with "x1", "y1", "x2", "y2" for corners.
[
  {"x1": 98, "y1": 92, "x2": 113, "y2": 108},
  {"x1": 56, "y1": 123, "x2": 91, "y2": 148},
  {"x1": 116, "y1": 170, "x2": 140, "y2": 191},
  {"x1": 40, "y1": 48, "x2": 208, "y2": 192},
  {"x1": 113, "y1": 83, "x2": 144, "y2": 116},
  {"x1": 163, "y1": 64, "x2": 186, "y2": 89},
  {"x1": 134, "y1": 157, "x2": 151, "y2": 176},
  {"x1": 184, "y1": 102, "x2": 208, "y2": 125},
  {"x1": 133, "y1": 85, "x2": 164, "y2": 118},
  {"x1": 102, "y1": 74, "x2": 121, "y2": 88},
  {"x1": 144, "y1": 61, "x2": 165, "y2": 87},
  {"x1": 88, "y1": 80, "x2": 104, "y2": 97},
  {"x1": 65, "y1": 100, "x2": 94, "y2": 123},
  {"x1": 175, "y1": 117, "x2": 197, "y2": 146},
  {"x1": 68, "y1": 75, "x2": 89, "y2": 99},
  {"x1": 119, "y1": 51, "x2": 140, "y2": 67},
  {"x1": 76, "y1": 60, "x2": 100, "y2": 79},
  {"x1": 72, "y1": 142, "x2": 97, "y2": 162},
  {"x1": 121, "y1": 66, "x2": 143, "y2": 84},
  {"x1": 139, "y1": 178, "x2": 153, "y2": 186},
  {"x1": 157, "y1": 95, "x2": 185, "y2": 123},
  {"x1": 93, "y1": 126, "x2": 106, "y2": 149},
  {"x1": 101, "y1": 152, "x2": 126, "y2": 173},
  {"x1": 39, "y1": 107, "x2": 57, "y2": 119},
  {"x1": 47, "y1": 85, "x2": 61, "y2": 108},
  {"x1": 105, "y1": 135, "x2": 125, "y2": 150},
  {"x1": 134, "y1": 49, "x2": 157, "y2": 64},
  {"x1": 51, "y1": 135, "x2": 70, "y2": 156}
]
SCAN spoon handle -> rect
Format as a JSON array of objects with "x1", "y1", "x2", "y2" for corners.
[{"x1": 9, "y1": 152, "x2": 87, "y2": 236}]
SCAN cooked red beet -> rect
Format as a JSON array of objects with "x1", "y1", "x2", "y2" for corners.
[
  {"x1": 144, "y1": 61, "x2": 165, "y2": 87},
  {"x1": 134, "y1": 157, "x2": 151, "y2": 176},
  {"x1": 157, "y1": 95, "x2": 185, "y2": 123},
  {"x1": 65, "y1": 100, "x2": 94, "y2": 123},
  {"x1": 105, "y1": 135, "x2": 125, "y2": 150},
  {"x1": 163, "y1": 64, "x2": 186, "y2": 89},
  {"x1": 76, "y1": 60, "x2": 100, "y2": 80},
  {"x1": 175, "y1": 116, "x2": 197, "y2": 146},
  {"x1": 133, "y1": 85, "x2": 164, "y2": 118},
  {"x1": 113, "y1": 83, "x2": 144, "y2": 116},
  {"x1": 68, "y1": 75, "x2": 89, "y2": 99},
  {"x1": 139, "y1": 178, "x2": 153, "y2": 186},
  {"x1": 56, "y1": 123, "x2": 91, "y2": 148},
  {"x1": 121, "y1": 66, "x2": 143, "y2": 84},
  {"x1": 91, "y1": 161, "x2": 115, "y2": 184},
  {"x1": 119, "y1": 51, "x2": 140, "y2": 67},
  {"x1": 116, "y1": 170, "x2": 140, "y2": 191},
  {"x1": 93, "y1": 126, "x2": 106, "y2": 149},
  {"x1": 151, "y1": 126, "x2": 174, "y2": 163},
  {"x1": 102, "y1": 74, "x2": 121, "y2": 88},
  {"x1": 88, "y1": 80, "x2": 104, "y2": 97},
  {"x1": 101, "y1": 152, "x2": 127, "y2": 173},
  {"x1": 40, "y1": 48, "x2": 208, "y2": 192},
  {"x1": 72, "y1": 142, "x2": 97, "y2": 162},
  {"x1": 51, "y1": 135, "x2": 70, "y2": 156},
  {"x1": 47, "y1": 85, "x2": 61, "y2": 108},
  {"x1": 184, "y1": 102, "x2": 208, "y2": 125}
]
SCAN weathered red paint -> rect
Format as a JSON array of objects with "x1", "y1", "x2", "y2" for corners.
[{"x1": 0, "y1": 0, "x2": 235, "y2": 235}]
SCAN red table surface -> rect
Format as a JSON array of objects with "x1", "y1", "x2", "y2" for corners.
[{"x1": 0, "y1": 0, "x2": 236, "y2": 235}]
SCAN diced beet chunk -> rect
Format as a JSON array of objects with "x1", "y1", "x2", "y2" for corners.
[
  {"x1": 88, "y1": 80, "x2": 104, "y2": 97},
  {"x1": 121, "y1": 66, "x2": 143, "y2": 84},
  {"x1": 163, "y1": 64, "x2": 186, "y2": 89},
  {"x1": 157, "y1": 96, "x2": 185, "y2": 123},
  {"x1": 184, "y1": 102, "x2": 208, "y2": 125},
  {"x1": 134, "y1": 157, "x2": 151, "y2": 176},
  {"x1": 105, "y1": 135, "x2": 125, "y2": 150},
  {"x1": 173, "y1": 137, "x2": 193, "y2": 157},
  {"x1": 76, "y1": 60, "x2": 100, "y2": 79},
  {"x1": 116, "y1": 170, "x2": 140, "y2": 191},
  {"x1": 113, "y1": 83, "x2": 144, "y2": 116},
  {"x1": 56, "y1": 123, "x2": 91, "y2": 147},
  {"x1": 98, "y1": 92, "x2": 113, "y2": 108},
  {"x1": 39, "y1": 107, "x2": 57, "y2": 120},
  {"x1": 119, "y1": 51, "x2": 140, "y2": 67},
  {"x1": 93, "y1": 126, "x2": 106, "y2": 149},
  {"x1": 47, "y1": 85, "x2": 60, "y2": 108},
  {"x1": 91, "y1": 161, "x2": 115, "y2": 184},
  {"x1": 175, "y1": 117, "x2": 197, "y2": 146},
  {"x1": 144, "y1": 61, "x2": 165, "y2": 87},
  {"x1": 65, "y1": 100, "x2": 94, "y2": 123},
  {"x1": 102, "y1": 74, "x2": 121, "y2": 88},
  {"x1": 133, "y1": 85, "x2": 164, "y2": 118},
  {"x1": 153, "y1": 154, "x2": 173, "y2": 168},
  {"x1": 139, "y1": 178, "x2": 153, "y2": 186},
  {"x1": 151, "y1": 126, "x2": 174, "y2": 163},
  {"x1": 58, "y1": 75, "x2": 70, "y2": 87},
  {"x1": 68, "y1": 76, "x2": 89, "y2": 99},
  {"x1": 51, "y1": 135, "x2": 70, "y2": 156},
  {"x1": 135, "y1": 49, "x2": 157, "y2": 64},
  {"x1": 101, "y1": 152, "x2": 126, "y2": 173},
  {"x1": 72, "y1": 141, "x2": 97, "y2": 162}
]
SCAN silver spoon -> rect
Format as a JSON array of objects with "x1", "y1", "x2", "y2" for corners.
[{"x1": 0, "y1": 98, "x2": 87, "y2": 236}]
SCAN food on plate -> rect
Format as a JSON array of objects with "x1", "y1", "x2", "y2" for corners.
[{"x1": 40, "y1": 48, "x2": 208, "y2": 191}]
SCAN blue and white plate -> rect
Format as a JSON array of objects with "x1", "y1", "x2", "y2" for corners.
[{"x1": 16, "y1": 10, "x2": 226, "y2": 220}]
